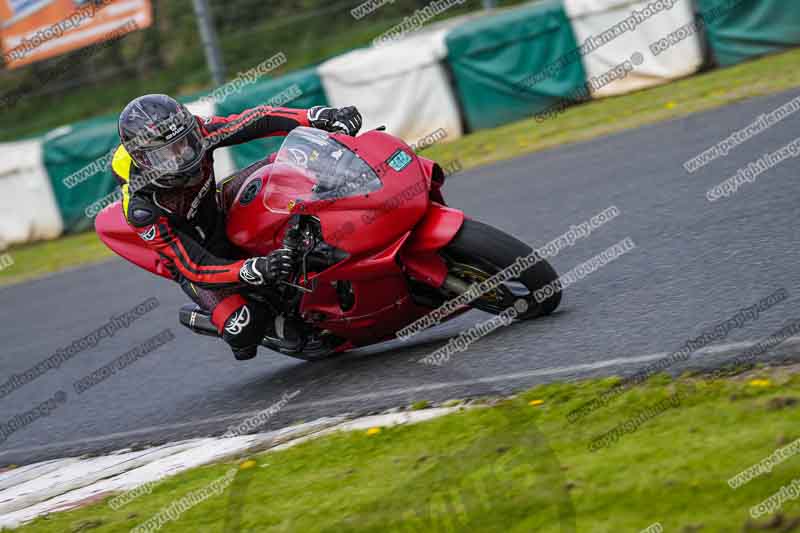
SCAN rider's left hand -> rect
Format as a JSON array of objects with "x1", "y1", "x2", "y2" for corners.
[{"x1": 308, "y1": 106, "x2": 363, "y2": 136}]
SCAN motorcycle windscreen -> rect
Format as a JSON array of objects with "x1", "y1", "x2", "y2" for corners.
[{"x1": 263, "y1": 127, "x2": 382, "y2": 214}]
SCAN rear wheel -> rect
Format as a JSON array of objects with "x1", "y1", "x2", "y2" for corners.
[{"x1": 440, "y1": 219, "x2": 561, "y2": 319}]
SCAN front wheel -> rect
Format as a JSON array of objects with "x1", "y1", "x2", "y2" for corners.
[{"x1": 440, "y1": 219, "x2": 561, "y2": 319}]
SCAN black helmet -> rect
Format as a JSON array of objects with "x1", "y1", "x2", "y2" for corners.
[{"x1": 118, "y1": 94, "x2": 206, "y2": 189}]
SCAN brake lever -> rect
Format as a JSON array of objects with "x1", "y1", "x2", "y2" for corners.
[
  {"x1": 277, "y1": 245, "x2": 314, "y2": 295},
  {"x1": 280, "y1": 280, "x2": 314, "y2": 293}
]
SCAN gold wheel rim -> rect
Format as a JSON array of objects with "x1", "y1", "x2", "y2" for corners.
[{"x1": 449, "y1": 262, "x2": 505, "y2": 305}]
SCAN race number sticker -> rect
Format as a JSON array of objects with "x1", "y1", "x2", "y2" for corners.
[{"x1": 386, "y1": 149, "x2": 412, "y2": 172}]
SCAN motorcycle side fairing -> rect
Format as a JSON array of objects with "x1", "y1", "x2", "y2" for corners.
[{"x1": 296, "y1": 204, "x2": 464, "y2": 346}]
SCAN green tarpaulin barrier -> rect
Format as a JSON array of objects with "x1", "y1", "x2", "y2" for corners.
[
  {"x1": 696, "y1": 0, "x2": 800, "y2": 67},
  {"x1": 445, "y1": 0, "x2": 586, "y2": 131},
  {"x1": 43, "y1": 114, "x2": 120, "y2": 233},
  {"x1": 216, "y1": 67, "x2": 329, "y2": 170}
]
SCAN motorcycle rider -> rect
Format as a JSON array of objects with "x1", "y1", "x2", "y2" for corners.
[{"x1": 111, "y1": 94, "x2": 362, "y2": 360}]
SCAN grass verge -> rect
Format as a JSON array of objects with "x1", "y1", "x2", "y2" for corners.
[
  {"x1": 4, "y1": 47, "x2": 800, "y2": 288},
  {"x1": 11, "y1": 364, "x2": 800, "y2": 532},
  {"x1": 423, "y1": 47, "x2": 800, "y2": 170},
  {"x1": 0, "y1": 232, "x2": 113, "y2": 287}
]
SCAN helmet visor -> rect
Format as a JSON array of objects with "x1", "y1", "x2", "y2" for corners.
[{"x1": 132, "y1": 127, "x2": 205, "y2": 174}]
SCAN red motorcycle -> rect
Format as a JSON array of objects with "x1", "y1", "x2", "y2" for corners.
[{"x1": 96, "y1": 127, "x2": 561, "y2": 360}]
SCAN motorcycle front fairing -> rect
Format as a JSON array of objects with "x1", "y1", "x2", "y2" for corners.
[{"x1": 226, "y1": 127, "x2": 432, "y2": 258}]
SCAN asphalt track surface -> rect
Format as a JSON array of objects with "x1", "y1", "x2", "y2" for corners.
[{"x1": 2, "y1": 88, "x2": 800, "y2": 467}]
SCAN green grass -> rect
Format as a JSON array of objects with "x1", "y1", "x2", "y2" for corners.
[
  {"x1": 411, "y1": 400, "x2": 431, "y2": 410},
  {"x1": 11, "y1": 365, "x2": 800, "y2": 532},
  {"x1": 4, "y1": 47, "x2": 800, "y2": 288},
  {"x1": 0, "y1": 231, "x2": 113, "y2": 287}
]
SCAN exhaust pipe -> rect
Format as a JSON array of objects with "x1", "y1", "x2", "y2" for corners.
[
  {"x1": 179, "y1": 304, "x2": 219, "y2": 337},
  {"x1": 442, "y1": 275, "x2": 471, "y2": 295}
]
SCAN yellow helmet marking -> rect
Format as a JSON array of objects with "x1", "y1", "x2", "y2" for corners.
[{"x1": 112, "y1": 145, "x2": 133, "y2": 182}]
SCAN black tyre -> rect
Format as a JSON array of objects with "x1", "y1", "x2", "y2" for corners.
[{"x1": 441, "y1": 219, "x2": 561, "y2": 319}]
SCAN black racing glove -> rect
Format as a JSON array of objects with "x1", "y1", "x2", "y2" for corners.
[
  {"x1": 308, "y1": 106, "x2": 363, "y2": 136},
  {"x1": 239, "y1": 250, "x2": 295, "y2": 286}
]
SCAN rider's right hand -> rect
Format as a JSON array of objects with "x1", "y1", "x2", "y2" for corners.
[
  {"x1": 239, "y1": 250, "x2": 295, "y2": 286},
  {"x1": 308, "y1": 106, "x2": 363, "y2": 136}
]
